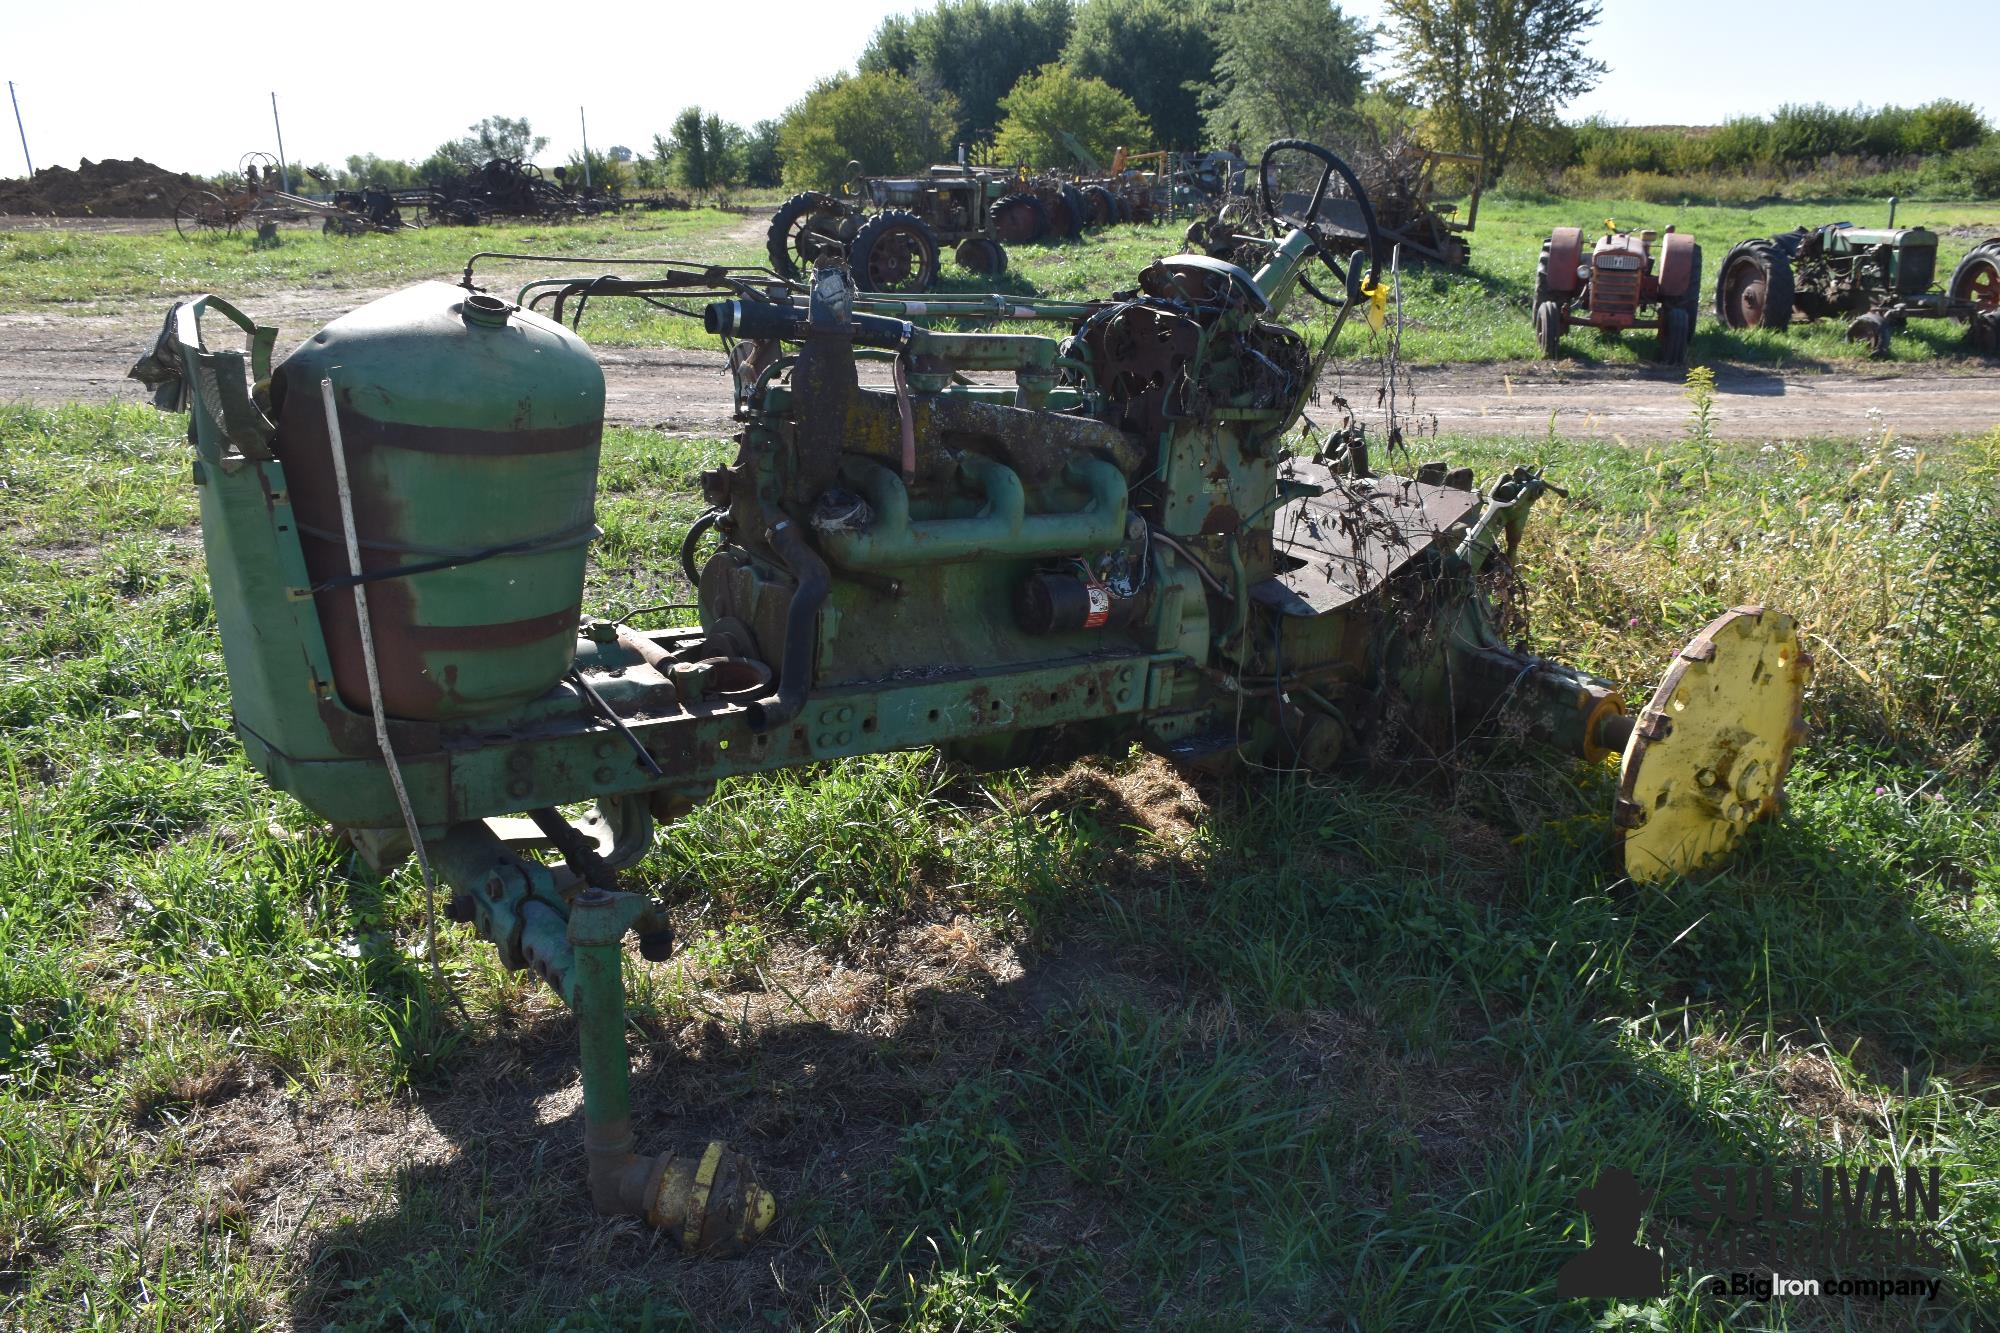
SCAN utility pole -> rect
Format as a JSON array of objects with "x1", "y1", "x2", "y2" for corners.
[
  {"x1": 579, "y1": 106, "x2": 591, "y2": 189},
  {"x1": 270, "y1": 92, "x2": 289, "y2": 192},
  {"x1": 8, "y1": 81, "x2": 31, "y2": 176}
]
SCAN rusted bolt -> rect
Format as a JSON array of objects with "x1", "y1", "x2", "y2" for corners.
[
  {"x1": 835, "y1": 730, "x2": 852, "y2": 745},
  {"x1": 508, "y1": 778, "x2": 531, "y2": 798},
  {"x1": 594, "y1": 766, "x2": 615, "y2": 784},
  {"x1": 595, "y1": 740, "x2": 615, "y2": 759}
]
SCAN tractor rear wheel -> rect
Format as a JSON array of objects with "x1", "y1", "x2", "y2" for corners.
[
  {"x1": 1534, "y1": 300, "x2": 1566, "y2": 359},
  {"x1": 1948, "y1": 241, "x2": 2000, "y2": 323},
  {"x1": 1533, "y1": 241, "x2": 1553, "y2": 311},
  {"x1": 767, "y1": 191, "x2": 845, "y2": 279},
  {"x1": 1715, "y1": 238, "x2": 1794, "y2": 332},
  {"x1": 1085, "y1": 185, "x2": 1118, "y2": 228},
  {"x1": 1654, "y1": 306, "x2": 1693, "y2": 366},
  {"x1": 1845, "y1": 311, "x2": 1891, "y2": 359},
  {"x1": 953, "y1": 236, "x2": 1007, "y2": 276},
  {"x1": 850, "y1": 210, "x2": 941, "y2": 293},
  {"x1": 992, "y1": 193, "x2": 1048, "y2": 245}
]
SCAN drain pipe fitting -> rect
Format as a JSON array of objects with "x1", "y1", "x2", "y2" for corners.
[{"x1": 568, "y1": 887, "x2": 777, "y2": 1252}]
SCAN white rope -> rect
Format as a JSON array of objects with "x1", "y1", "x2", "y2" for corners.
[{"x1": 319, "y1": 375, "x2": 442, "y2": 981}]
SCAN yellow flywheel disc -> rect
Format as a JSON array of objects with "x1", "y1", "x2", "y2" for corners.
[{"x1": 1616, "y1": 606, "x2": 1813, "y2": 883}]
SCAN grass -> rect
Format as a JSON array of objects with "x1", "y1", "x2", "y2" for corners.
[
  {"x1": 6, "y1": 196, "x2": 1997, "y2": 369},
  {"x1": 2, "y1": 392, "x2": 1997, "y2": 1329}
]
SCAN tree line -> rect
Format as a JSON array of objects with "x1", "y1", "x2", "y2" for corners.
[{"x1": 312, "y1": 1, "x2": 1994, "y2": 201}]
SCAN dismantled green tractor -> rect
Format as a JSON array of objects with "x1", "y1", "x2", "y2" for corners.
[
  {"x1": 766, "y1": 163, "x2": 1011, "y2": 291},
  {"x1": 143, "y1": 141, "x2": 1810, "y2": 1253},
  {"x1": 1715, "y1": 203, "x2": 2000, "y2": 356}
]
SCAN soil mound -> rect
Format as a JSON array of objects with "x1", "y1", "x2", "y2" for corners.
[{"x1": 0, "y1": 158, "x2": 208, "y2": 218}]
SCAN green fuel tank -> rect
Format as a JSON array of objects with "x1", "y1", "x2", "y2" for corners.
[{"x1": 271, "y1": 281, "x2": 604, "y2": 721}]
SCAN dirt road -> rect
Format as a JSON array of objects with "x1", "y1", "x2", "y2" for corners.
[{"x1": 5, "y1": 279, "x2": 1997, "y2": 440}]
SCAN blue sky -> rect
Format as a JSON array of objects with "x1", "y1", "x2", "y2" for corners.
[{"x1": 3, "y1": 0, "x2": 1994, "y2": 178}]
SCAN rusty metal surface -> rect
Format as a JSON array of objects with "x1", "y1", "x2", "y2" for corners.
[{"x1": 1270, "y1": 461, "x2": 1480, "y2": 613}]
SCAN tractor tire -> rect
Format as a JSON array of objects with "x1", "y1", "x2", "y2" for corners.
[
  {"x1": 1970, "y1": 309, "x2": 2000, "y2": 356},
  {"x1": 1085, "y1": 185, "x2": 1118, "y2": 228},
  {"x1": 992, "y1": 193, "x2": 1048, "y2": 245},
  {"x1": 1534, "y1": 300, "x2": 1566, "y2": 360},
  {"x1": 1532, "y1": 241, "x2": 1553, "y2": 311},
  {"x1": 1948, "y1": 241, "x2": 2000, "y2": 324},
  {"x1": 1050, "y1": 185, "x2": 1090, "y2": 240},
  {"x1": 1654, "y1": 306, "x2": 1693, "y2": 366},
  {"x1": 1715, "y1": 238, "x2": 1794, "y2": 332},
  {"x1": 1845, "y1": 311, "x2": 1891, "y2": 359},
  {"x1": 953, "y1": 236, "x2": 1007, "y2": 276},
  {"x1": 767, "y1": 191, "x2": 845, "y2": 280},
  {"x1": 849, "y1": 210, "x2": 941, "y2": 293}
]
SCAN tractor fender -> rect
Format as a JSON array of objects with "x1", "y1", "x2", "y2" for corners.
[
  {"x1": 1547, "y1": 227, "x2": 1583, "y2": 296},
  {"x1": 1655, "y1": 232, "x2": 1699, "y2": 300}
]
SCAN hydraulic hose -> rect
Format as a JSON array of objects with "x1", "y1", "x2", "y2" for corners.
[
  {"x1": 745, "y1": 508, "x2": 829, "y2": 734},
  {"x1": 680, "y1": 508, "x2": 720, "y2": 589}
]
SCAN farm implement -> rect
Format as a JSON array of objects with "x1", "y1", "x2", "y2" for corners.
[{"x1": 138, "y1": 140, "x2": 1811, "y2": 1253}]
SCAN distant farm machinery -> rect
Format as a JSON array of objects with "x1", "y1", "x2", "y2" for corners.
[
  {"x1": 173, "y1": 153, "x2": 660, "y2": 241},
  {"x1": 766, "y1": 163, "x2": 1014, "y2": 291},
  {"x1": 173, "y1": 154, "x2": 414, "y2": 239},
  {"x1": 1714, "y1": 202, "x2": 2000, "y2": 356}
]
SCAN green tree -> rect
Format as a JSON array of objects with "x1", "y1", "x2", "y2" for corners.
[
  {"x1": 668, "y1": 107, "x2": 733, "y2": 193},
  {"x1": 1200, "y1": 0, "x2": 1374, "y2": 148},
  {"x1": 740, "y1": 119, "x2": 783, "y2": 188},
  {"x1": 992, "y1": 63, "x2": 1152, "y2": 167},
  {"x1": 777, "y1": 71, "x2": 961, "y2": 189},
  {"x1": 1384, "y1": 0, "x2": 1605, "y2": 182},
  {"x1": 859, "y1": 0, "x2": 1074, "y2": 142},
  {"x1": 1061, "y1": 0, "x2": 1226, "y2": 150}
]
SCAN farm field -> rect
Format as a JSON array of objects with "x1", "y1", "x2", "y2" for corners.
[{"x1": 2, "y1": 381, "x2": 1998, "y2": 1326}]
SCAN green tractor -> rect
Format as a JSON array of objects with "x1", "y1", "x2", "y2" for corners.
[
  {"x1": 135, "y1": 140, "x2": 1815, "y2": 1255},
  {"x1": 766, "y1": 162, "x2": 1012, "y2": 293},
  {"x1": 1714, "y1": 201, "x2": 2000, "y2": 356}
]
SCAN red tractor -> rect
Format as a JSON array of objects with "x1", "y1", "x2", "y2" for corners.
[{"x1": 1534, "y1": 223, "x2": 1702, "y2": 365}]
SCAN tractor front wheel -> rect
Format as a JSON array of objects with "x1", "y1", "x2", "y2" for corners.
[
  {"x1": 1845, "y1": 311, "x2": 1892, "y2": 359},
  {"x1": 1715, "y1": 239, "x2": 1794, "y2": 332},
  {"x1": 1949, "y1": 242, "x2": 2000, "y2": 324},
  {"x1": 1654, "y1": 306, "x2": 1693, "y2": 366},
  {"x1": 850, "y1": 210, "x2": 941, "y2": 293},
  {"x1": 953, "y1": 236, "x2": 1007, "y2": 276},
  {"x1": 1534, "y1": 300, "x2": 1566, "y2": 359},
  {"x1": 1969, "y1": 309, "x2": 2000, "y2": 356}
]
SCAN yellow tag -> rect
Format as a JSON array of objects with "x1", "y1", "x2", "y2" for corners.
[{"x1": 1361, "y1": 280, "x2": 1388, "y2": 333}]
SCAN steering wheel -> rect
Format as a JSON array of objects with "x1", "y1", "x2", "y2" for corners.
[{"x1": 1257, "y1": 139, "x2": 1382, "y2": 308}]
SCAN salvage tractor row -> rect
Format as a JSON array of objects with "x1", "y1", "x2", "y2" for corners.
[
  {"x1": 765, "y1": 159, "x2": 1163, "y2": 291},
  {"x1": 1533, "y1": 205, "x2": 2000, "y2": 364}
]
